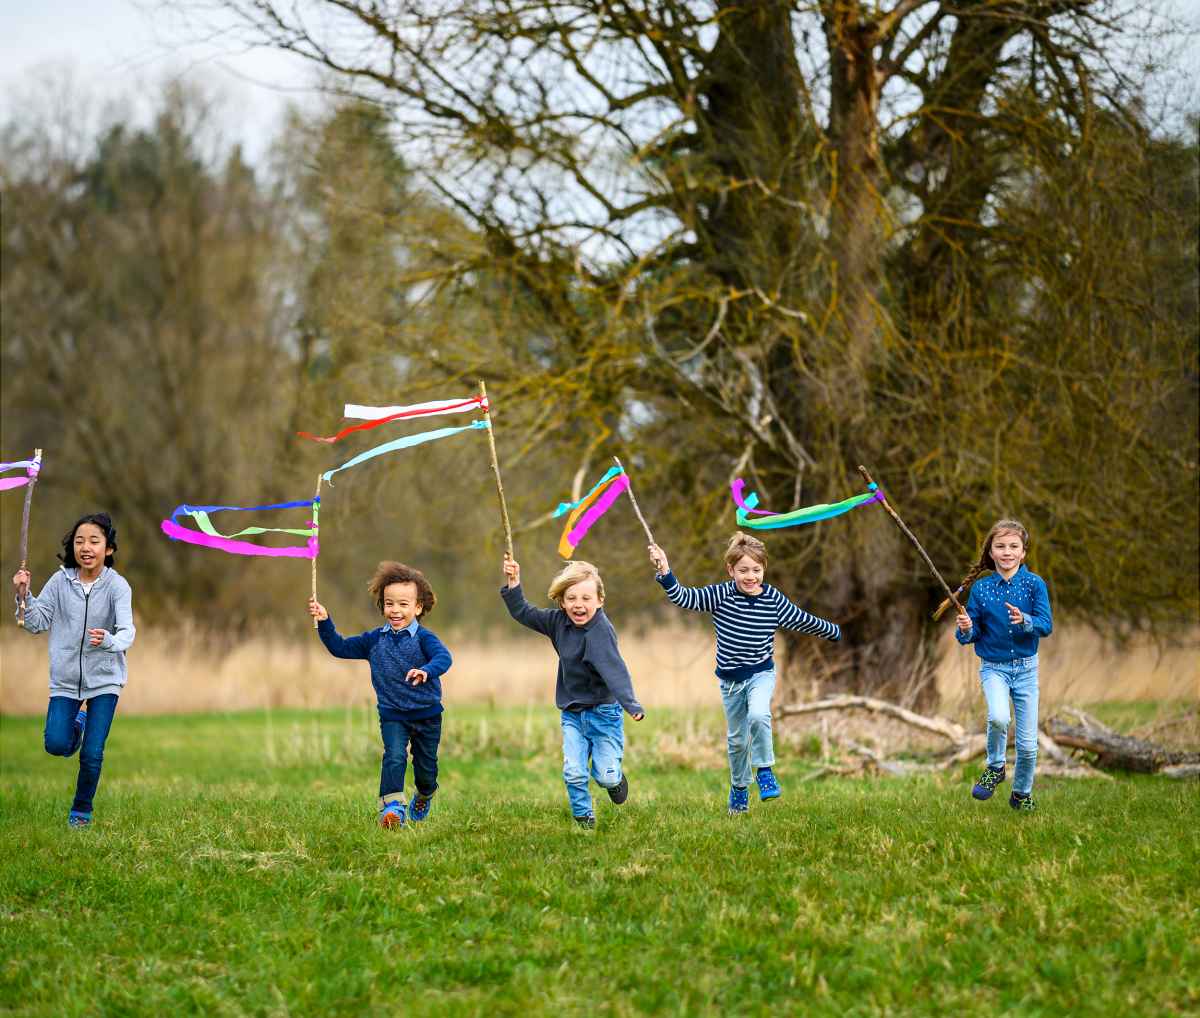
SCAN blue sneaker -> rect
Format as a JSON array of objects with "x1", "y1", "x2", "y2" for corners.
[
  {"x1": 409, "y1": 792, "x2": 433, "y2": 822},
  {"x1": 756, "y1": 766, "x2": 781, "y2": 801},
  {"x1": 728, "y1": 785, "x2": 749, "y2": 815},
  {"x1": 972, "y1": 765, "x2": 1006, "y2": 800},
  {"x1": 1009, "y1": 791, "x2": 1037, "y2": 812},
  {"x1": 67, "y1": 810, "x2": 92, "y2": 828},
  {"x1": 378, "y1": 799, "x2": 406, "y2": 829}
]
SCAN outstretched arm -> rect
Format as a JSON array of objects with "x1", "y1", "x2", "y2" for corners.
[
  {"x1": 500, "y1": 558, "x2": 560, "y2": 636},
  {"x1": 776, "y1": 593, "x2": 841, "y2": 642}
]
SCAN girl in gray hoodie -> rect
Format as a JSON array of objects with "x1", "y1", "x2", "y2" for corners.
[{"x1": 13, "y1": 512, "x2": 136, "y2": 827}]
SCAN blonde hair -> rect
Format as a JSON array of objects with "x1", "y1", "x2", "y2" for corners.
[
  {"x1": 723, "y1": 532, "x2": 768, "y2": 569},
  {"x1": 547, "y1": 560, "x2": 605, "y2": 604},
  {"x1": 932, "y1": 519, "x2": 1030, "y2": 620}
]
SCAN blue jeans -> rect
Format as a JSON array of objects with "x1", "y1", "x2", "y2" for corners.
[
  {"x1": 719, "y1": 668, "x2": 776, "y2": 788},
  {"x1": 561, "y1": 704, "x2": 624, "y2": 817},
  {"x1": 980, "y1": 657, "x2": 1040, "y2": 795},
  {"x1": 379, "y1": 714, "x2": 441, "y2": 800},
  {"x1": 44, "y1": 693, "x2": 119, "y2": 815}
]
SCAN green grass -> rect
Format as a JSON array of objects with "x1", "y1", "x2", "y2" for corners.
[{"x1": 1, "y1": 707, "x2": 1197, "y2": 1017}]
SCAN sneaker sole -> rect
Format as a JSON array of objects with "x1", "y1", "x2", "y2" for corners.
[
  {"x1": 758, "y1": 788, "x2": 781, "y2": 801},
  {"x1": 971, "y1": 787, "x2": 995, "y2": 800},
  {"x1": 379, "y1": 814, "x2": 405, "y2": 829},
  {"x1": 606, "y1": 776, "x2": 629, "y2": 805}
]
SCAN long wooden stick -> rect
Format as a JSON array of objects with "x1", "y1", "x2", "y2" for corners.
[
  {"x1": 612, "y1": 456, "x2": 655, "y2": 545},
  {"x1": 479, "y1": 380, "x2": 513, "y2": 558},
  {"x1": 17, "y1": 448, "x2": 42, "y2": 628},
  {"x1": 857, "y1": 464, "x2": 964, "y2": 615},
  {"x1": 311, "y1": 474, "x2": 322, "y2": 630}
]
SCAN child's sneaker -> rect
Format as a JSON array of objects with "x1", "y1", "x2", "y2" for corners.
[
  {"x1": 410, "y1": 792, "x2": 433, "y2": 822},
  {"x1": 971, "y1": 765, "x2": 1006, "y2": 800},
  {"x1": 573, "y1": 814, "x2": 596, "y2": 829},
  {"x1": 378, "y1": 799, "x2": 407, "y2": 828},
  {"x1": 606, "y1": 774, "x2": 629, "y2": 805},
  {"x1": 728, "y1": 785, "x2": 749, "y2": 815},
  {"x1": 1009, "y1": 791, "x2": 1037, "y2": 812},
  {"x1": 755, "y1": 766, "x2": 781, "y2": 801},
  {"x1": 67, "y1": 810, "x2": 92, "y2": 828}
]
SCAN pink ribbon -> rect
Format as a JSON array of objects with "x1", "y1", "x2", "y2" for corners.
[
  {"x1": 565, "y1": 473, "x2": 630, "y2": 549},
  {"x1": 161, "y1": 519, "x2": 319, "y2": 558}
]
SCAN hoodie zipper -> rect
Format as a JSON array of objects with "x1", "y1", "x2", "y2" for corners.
[{"x1": 77, "y1": 587, "x2": 91, "y2": 698}]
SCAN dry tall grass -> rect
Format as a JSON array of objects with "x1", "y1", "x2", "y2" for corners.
[{"x1": 1, "y1": 621, "x2": 1194, "y2": 717}]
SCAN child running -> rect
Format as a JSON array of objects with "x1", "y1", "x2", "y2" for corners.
[
  {"x1": 308, "y1": 561, "x2": 451, "y2": 828},
  {"x1": 501, "y1": 556, "x2": 644, "y2": 829},
  {"x1": 13, "y1": 512, "x2": 136, "y2": 828},
  {"x1": 941, "y1": 519, "x2": 1053, "y2": 811},
  {"x1": 648, "y1": 532, "x2": 840, "y2": 815}
]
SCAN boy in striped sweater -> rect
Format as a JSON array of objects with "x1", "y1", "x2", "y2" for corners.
[{"x1": 648, "y1": 533, "x2": 840, "y2": 814}]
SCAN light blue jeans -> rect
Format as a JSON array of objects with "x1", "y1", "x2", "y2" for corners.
[
  {"x1": 561, "y1": 703, "x2": 625, "y2": 818},
  {"x1": 719, "y1": 668, "x2": 776, "y2": 788},
  {"x1": 980, "y1": 657, "x2": 1040, "y2": 795}
]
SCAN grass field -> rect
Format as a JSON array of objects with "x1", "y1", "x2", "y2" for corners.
[{"x1": 1, "y1": 706, "x2": 1197, "y2": 1017}]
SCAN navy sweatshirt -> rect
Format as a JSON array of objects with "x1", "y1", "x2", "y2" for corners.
[
  {"x1": 500, "y1": 584, "x2": 644, "y2": 716},
  {"x1": 317, "y1": 617, "x2": 451, "y2": 720}
]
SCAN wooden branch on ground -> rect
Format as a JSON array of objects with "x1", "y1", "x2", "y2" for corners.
[
  {"x1": 1044, "y1": 711, "x2": 1200, "y2": 773},
  {"x1": 778, "y1": 694, "x2": 967, "y2": 743}
]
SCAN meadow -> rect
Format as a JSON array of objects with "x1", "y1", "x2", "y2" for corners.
[{"x1": 1, "y1": 704, "x2": 1197, "y2": 1017}]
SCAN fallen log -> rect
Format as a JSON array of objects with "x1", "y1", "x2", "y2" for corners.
[{"x1": 1043, "y1": 712, "x2": 1200, "y2": 773}]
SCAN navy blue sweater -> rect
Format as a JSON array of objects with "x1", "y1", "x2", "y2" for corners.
[
  {"x1": 955, "y1": 565, "x2": 1053, "y2": 663},
  {"x1": 317, "y1": 617, "x2": 452, "y2": 720},
  {"x1": 501, "y1": 584, "x2": 644, "y2": 716}
]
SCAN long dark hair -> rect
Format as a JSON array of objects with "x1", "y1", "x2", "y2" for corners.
[
  {"x1": 59, "y1": 512, "x2": 118, "y2": 568},
  {"x1": 932, "y1": 519, "x2": 1029, "y2": 620}
]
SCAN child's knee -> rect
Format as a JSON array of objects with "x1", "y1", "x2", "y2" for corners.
[
  {"x1": 596, "y1": 763, "x2": 622, "y2": 788},
  {"x1": 987, "y1": 712, "x2": 1010, "y2": 730},
  {"x1": 44, "y1": 733, "x2": 74, "y2": 757},
  {"x1": 748, "y1": 710, "x2": 771, "y2": 730}
]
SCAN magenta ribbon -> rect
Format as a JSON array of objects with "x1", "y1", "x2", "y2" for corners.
[
  {"x1": 565, "y1": 473, "x2": 630, "y2": 549},
  {"x1": 0, "y1": 476, "x2": 31, "y2": 492},
  {"x1": 160, "y1": 519, "x2": 319, "y2": 559}
]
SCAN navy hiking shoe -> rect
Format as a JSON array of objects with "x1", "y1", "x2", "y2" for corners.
[
  {"x1": 755, "y1": 766, "x2": 781, "y2": 801},
  {"x1": 378, "y1": 799, "x2": 407, "y2": 829},
  {"x1": 67, "y1": 810, "x2": 92, "y2": 828},
  {"x1": 606, "y1": 774, "x2": 629, "y2": 805},
  {"x1": 1009, "y1": 791, "x2": 1037, "y2": 812},
  {"x1": 573, "y1": 814, "x2": 596, "y2": 829},
  {"x1": 971, "y1": 765, "x2": 1006, "y2": 800},
  {"x1": 728, "y1": 785, "x2": 749, "y2": 815},
  {"x1": 409, "y1": 792, "x2": 434, "y2": 822}
]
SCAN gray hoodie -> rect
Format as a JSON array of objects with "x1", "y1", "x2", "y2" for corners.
[{"x1": 18, "y1": 566, "x2": 136, "y2": 699}]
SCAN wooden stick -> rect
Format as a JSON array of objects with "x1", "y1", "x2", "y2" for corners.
[
  {"x1": 479, "y1": 380, "x2": 513, "y2": 558},
  {"x1": 17, "y1": 448, "x2": 42, "y2": 628},
  {"x1": 612, "y1": 456, "x2": 655, "y2": 545},
  {"x1": 856, "y1": 464, "x2": 964, "y2": 615},
  {"x1": 311, "y1": 474, "x2": 322, "y2": 630}
]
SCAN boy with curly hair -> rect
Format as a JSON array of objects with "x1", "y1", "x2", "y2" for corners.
[{"x1": 309, "y1": 561, "x2": 451, "y2": 828}]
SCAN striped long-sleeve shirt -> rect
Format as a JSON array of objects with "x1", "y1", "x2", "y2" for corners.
[{"x1": 656, "y1": 571, "x2": 840, "y2": 681}]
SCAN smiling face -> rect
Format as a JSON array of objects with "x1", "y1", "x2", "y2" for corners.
[
  {"x1": 562, "y1": 577, "x2": 603, "y2": 626},
  {"x1": 990, "y1": 530, "x2": 1027, "y2": 579},
  {"x1": 381, "y1": 581, "x2": 423, "y2": 630},
  {"x1": 727, "y1": 554, "x2": 765, "y2": 596},
  {"x1": 73, "y1": 523, "x2": 110, "y2": 579}
]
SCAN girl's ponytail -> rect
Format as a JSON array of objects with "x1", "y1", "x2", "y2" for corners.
[{"x1": 931, "y1": 562, "x2": 985, "y2": 620}]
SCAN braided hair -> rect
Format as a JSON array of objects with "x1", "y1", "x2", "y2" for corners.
[{"x1": 932, "y1": 519, "x2": 1029, "y2": 621}]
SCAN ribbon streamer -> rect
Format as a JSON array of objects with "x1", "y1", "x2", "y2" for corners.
[
  {"x1": 299, "y1": 396, "x2": 488, "y2": 443},
  {"x1": 556, "y1": 470, "x2": 630, "y2": 557},
  {"x1": 321, "y1": 420, "x2": 490, "y2": 484},
  {"x1": 0, "y1": 454, "x2": 42, "y2": 492},
  {"x1": 161, "y1": 498, "x2": 319, "y2": 558},
  {"x1": 731, "y1": 478, "x2": 884, "y2": 530}
]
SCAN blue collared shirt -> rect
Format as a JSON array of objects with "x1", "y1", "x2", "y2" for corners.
[{"x1": 955, "y1": 565, "x2": 1053, "y2": 663}]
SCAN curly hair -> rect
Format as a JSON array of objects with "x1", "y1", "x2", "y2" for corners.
[
  {"x1": 723, "y1": 531, "x2": 768, "y2": 570},
  {"x1": 59, "y1": 512, "x2": 118, "y2": 568},
  {"x1": 367, "y1": 561, "x2": 437, "y2": 617}
]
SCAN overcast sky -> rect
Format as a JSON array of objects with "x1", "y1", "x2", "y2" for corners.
[{"x1": 1, "y1": 0, "x2": 1196, "y2": 165}]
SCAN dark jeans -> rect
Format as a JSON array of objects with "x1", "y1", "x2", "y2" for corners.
[
  {"x1": 379, "y1": 714, "x2": 441, "y2": 799},
  {"x1": 44, "y1": 693, "x2": 119, "y2": 815}
]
